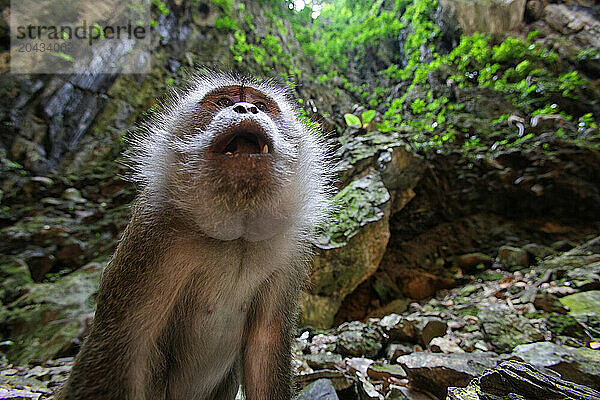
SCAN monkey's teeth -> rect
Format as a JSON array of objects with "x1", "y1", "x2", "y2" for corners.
[
  {"x1": 225, "y1": 152, "x2": 233, "y2": 155},
  {"x1": 262, "y1": 144, "x2": 269, "y2": 154}
]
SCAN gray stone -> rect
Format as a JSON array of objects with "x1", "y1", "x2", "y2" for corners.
[
  {"x1": 385, "y1": 343, "x2": 413, "y2": 360},
  {"x1": 512, "y1": 342, "x2": 600, "y2": 388},
  {"x1": 0, "y1": 262, "x2": 103, "y2": 364},
  {"x1": 397, "y1": 352, "x2": 499, "y2": 400},
  {"x1": 335, "y1": 321, "x2": 384, "y2": 358},
  {"x1": 497, "y1": 246, "x2": 528, "y2": 268},
  {"x1": 62, "y1": 188, "x2": 86, "y2": 203},
  {"x1": 479, "y1": 303, "x2": 544, "y2": 353},
  {"x1": 304, "y1": 352, "x2": 343, "y2": 370},
  {"x1": 296, "y1": 378, "x2": 339, "y2": 400},
  {"x1": 560, "y1": 290, "x2": 600, "y2": 316},
  {"x1": 522, "y1": 243, "x2": 555, "y2": 261}
]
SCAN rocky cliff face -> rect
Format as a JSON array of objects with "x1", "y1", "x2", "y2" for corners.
[{"x1": 0, "y1": 0, "x2": 599, "y2": 365}]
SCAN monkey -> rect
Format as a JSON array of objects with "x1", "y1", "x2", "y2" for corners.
[{"x1": 57, "y1": 71, "x2": 332, "y2": 400}]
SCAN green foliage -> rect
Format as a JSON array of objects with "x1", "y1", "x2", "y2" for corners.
[
  {"x1": 576, "y1": 47, "x2": 600, "y2": 62},
  {"x1": 411, "y1": 98, "x2": 426, "y2": 115},
  {"x1": 344, "y1": 113, "x2": 362, "y2": 128},
  {"x1": 152, "y1": 0, "x2": 169, "y2": 16},
  {"x1": 277, "y1": 0, "x2": 596, "y2": 153},
  {"x1": 361, "y1": 110, "x2": 376, "y2": 124},
  {"x1": 290, "y1": 0, "x2": 410, "y2": 72},
  {"x1": 230, "y1": 30, "x2": 250, "y2": 64},
  {"x1": 210, "y1": 0, "x2": 234, "y2": 15},
  {"x1": 578, "y1": 113, "x2": 598, "y2": 132},
  {"x1": 215, "y1": 16, "x2": 238, "y2": 31},
  {"x1": 251, "y1": 45, "x2": 267, "y2": 66},
  {"x1": 558, "y1": 71, "x2": 586, "y2": 98},
  {"x1": 262, "y1": 34, "x2": 283, "y2": 55}
]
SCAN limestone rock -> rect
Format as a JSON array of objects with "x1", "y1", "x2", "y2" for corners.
[
  {"x1": 497, "y1": 246, "x2": 528, "y2": 268},
  {"x1": 512, "y1": 342, "x2": 600, "y2": 388},
  {"x1": 479, "y1": 303, "x2": 544, "y2": 353},
  {"x1": 397, "y1": 352, "x2": 499, "y2": 399},
  {"x1": 335, "y1": 321, "x2": 384, "y2": 358},
  {"x1": 438, "y1": 0, "x2": 526, "y2": 35},
  {"x1": 0, "y1": 262, "x2": 103, "y2": 364},
  {"x1": 296, "y1": 378, "x2": 339, "y2": 400},
  {"x1": 305, "y1": 173, "x2": 391, "y2": 328},
  {"x1": 560, "y1": 290, "x2": 600, "y2": 316}
]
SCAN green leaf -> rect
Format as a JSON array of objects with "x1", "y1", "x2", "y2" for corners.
[
  {"x1": 344, "y1": 113, "x2": 361, "y2": 128},
  {"x1": 361, "y1": 110, "x2": 376, "y2": 125},
  {"x1": 49, "y1": 52, "x2": 75, "y2": 62}
]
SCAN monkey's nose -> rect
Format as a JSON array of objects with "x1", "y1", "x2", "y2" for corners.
[{"x1": 233, "y1": 102, "x2": 259, "y2": 114}]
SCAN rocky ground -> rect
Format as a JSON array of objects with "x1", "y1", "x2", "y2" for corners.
[{"x1": 1, "y1": 236, "x2": 598, "y2": 399}]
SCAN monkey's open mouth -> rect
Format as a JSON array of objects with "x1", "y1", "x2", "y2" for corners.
[{"x1": 212, "y1": 120, "x2": 272, "y2": 156}]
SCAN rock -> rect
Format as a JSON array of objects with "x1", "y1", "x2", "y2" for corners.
[
  {"x1": 522, "y1": 243, "x2": 555, "y2": 261},
  {"x1": 21, "y1": 176, "x2": 54, "y2": 197},
  {"x1": 479, "y1": 303, "x2": 544, "y2": 353},
  {"x1": 455, "y1": 253, "x2": 493, "y2": 271},
  {"x1": 411, "y1": 316, "x2": 448, "y2": 346},
  {"x1": 429, "y1": 336, "x2": 465, "y2": 353},
  {"x1": 385, "y1": 343, "x2": 413, "y2": 360},
  {"x1": 62, "y1": 188, "x2": 86, "y2": 203},
  {"x1": 544, "y1": 4, "x2": 599, "y2": 42},
  {"x1": 345, "y1": 357, "x2": 374, "y2": 376},
  {"x1": 368, "y1": 298, "x2": 409, "y2": 319},
  {"x1": 356, "y1": 374, "x2": 384, "y2": 400},
  {"x1": 296, "y1": 379, "x2": 339, "y2": 400},
  {"x1": 335, "y1": 321, "x2": 384, "y2": 358},
  {"x1": 512, "y1": 342, "x2": 600, "y2": 388},
  {"x1": 497, "y1": 246, "x2": 528, "y2": 268},
  {"x1": 308, "y1": 334, "x2": 337, "y2": 354},
  {"x1": 0, "y1": 262, "x2": 103, "y2": 364},
  {"x1": 56, "y1": 239, "x2": 86, "y2": 268},
  {"x1": 380, "y1": 314, "x2": 417, "y2": 343},
  {"x1": 297, "y1": 370, "x2": 353, "y2": 391},
  {"x1": 22, "y1": 249, "x2": 55, "y2": 282},
  {"x1": 546, "y1": 314, "x2": 588, "y2": 342},
  {"x1": 449, "y1": 360, "x2": 600, "y2": 400},
  {"x1": 580, "y1": 236, "x2": 600, "y2": 254},
  {"x1": 0, "y1": 387, "x2": 42, "y2": 399},
  {"x1": 438, "y1": 0, "x2": 526, "y2": 35},
  {"x1": 0, "y1": 261, "x2": 33, "y2": 304},
  {"x1": 560, "y1": 290, "x2": 600, "y2": 316},
  {"x1": 525, "y1": 0, "x2": 544, "y2": 21},
  {"x1": 565, "y1": 263, "x2": 600, "y2": 291},
  {"x1": 305, "y1": 173, "x2": 391, "y2": 328},
  {"x1": 533, "y1": 290, "x2": 569, "y2": 314},
  {"x1": 397, "y1": 352, "x2": 499, "y2": 400},
  {"x1": 367, "y1": 363, "x2": 406, "y2": 380},
  {"x1": 304, "y1": 352, "x2": 343, "y2": 370},
  {"x1": 379, "y1": 314, "x2": 446, "y2": 346}
]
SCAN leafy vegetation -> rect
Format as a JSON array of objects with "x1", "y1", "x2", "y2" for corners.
[{"x1": 204, "y1": 0, "x2": 597, "y2": 153}]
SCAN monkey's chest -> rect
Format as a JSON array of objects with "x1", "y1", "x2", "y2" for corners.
[{"x1": 159, "y1": 271, "x2": 256, "y2": 396}]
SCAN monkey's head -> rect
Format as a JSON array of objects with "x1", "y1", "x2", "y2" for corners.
[{"x1": 129, "y1": 71, "x2": 331, "y2": 242}]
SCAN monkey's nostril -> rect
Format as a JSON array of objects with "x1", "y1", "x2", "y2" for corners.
[
  {"x1": 249, "y1": 106, "x2": 258, "y2": 114},
  {"x1": 233, "y1": 105, "x2": 247, "y2": 114}
]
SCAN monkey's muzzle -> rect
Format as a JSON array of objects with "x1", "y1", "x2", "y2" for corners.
[{"x1": 211, "y1": 120, "x2": 272, "y2": 156}]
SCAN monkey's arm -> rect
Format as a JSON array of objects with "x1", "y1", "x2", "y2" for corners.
[
  {"x1": 243, "y1": 269, "x2": 302, "y2": 400},
  {"x1": 58, "y1": 205, "x2": 178, "y2": 400}
]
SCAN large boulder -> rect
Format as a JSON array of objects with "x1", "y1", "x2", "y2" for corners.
[{"x1": 302, "y1": 135, "x2": 426, "y2": 328}]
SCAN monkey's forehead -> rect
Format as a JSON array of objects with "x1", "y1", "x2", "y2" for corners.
[{"x1": 185, "y1": 72, "x2": 296, "y2": 110}]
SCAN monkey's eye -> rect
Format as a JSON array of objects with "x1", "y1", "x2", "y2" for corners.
[
  {"x1": 254, "y1": 102, "x2": 268, "y2": 112},
  {"x1": 216, "y1": 97, "x2": 233, "y2": 107}
]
